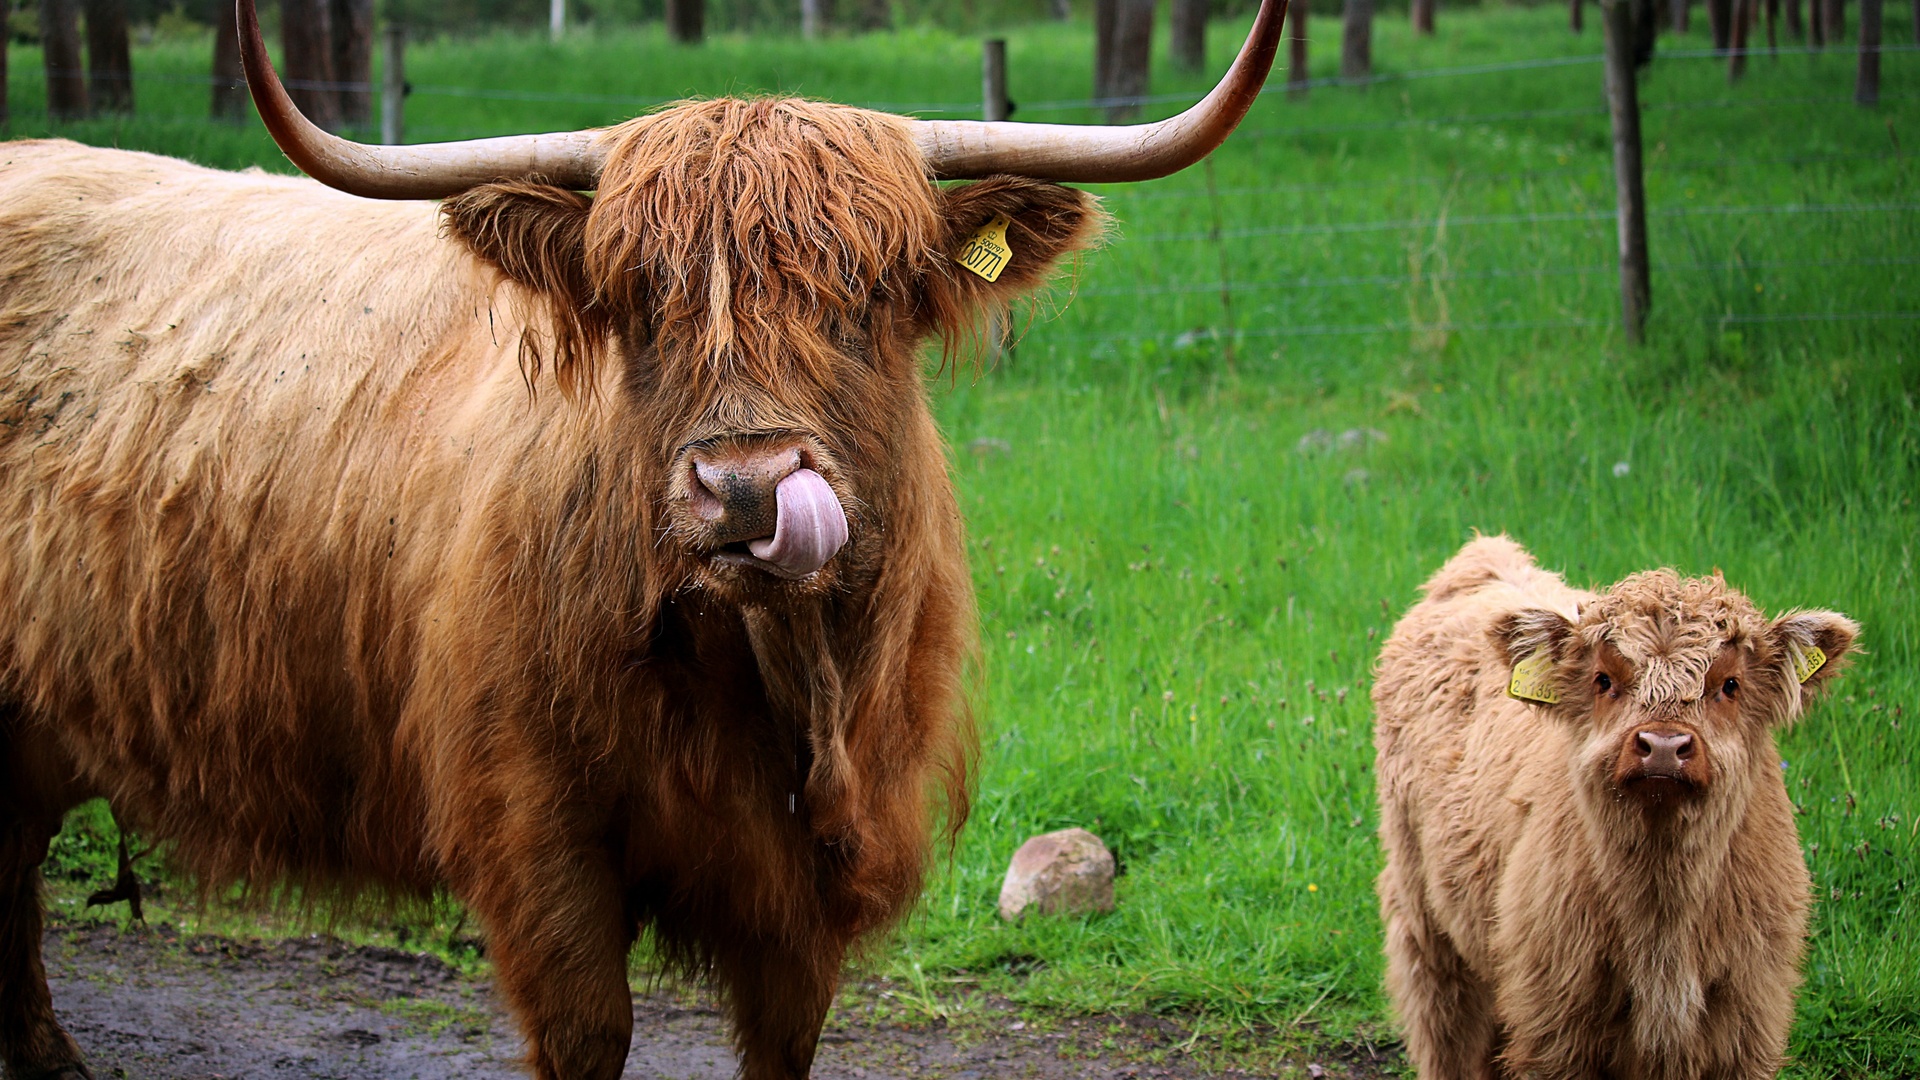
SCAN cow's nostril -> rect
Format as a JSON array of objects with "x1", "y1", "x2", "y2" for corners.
[
  {"x1": 1635, "y1": 732, "x2": 1653, "y2": 756},
  {"x1": 1671, "y1": 733, "x2": 1694, "y2": 759}
]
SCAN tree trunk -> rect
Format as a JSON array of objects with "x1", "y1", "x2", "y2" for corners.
[
  {"x1": 1728, "y1": 0, "x2": 1749, "y2": 77},
  {"x1": 1106, "y1": 0, "x2": 1154, "y2": 121},
  {"x1": 1822, "y1": 0, "x2": 1843, "y2": 38},
  {"x1": 1094, "y1": 0, "x2": 1117, "y2": 100},
  {"x1": 1412, "y1": 0, "x2": 1435, "y2": 34},
  {"x1": 855, "y1": 0, "x2": 891, "y2": 31},
  {"x1": 84, "y1": 0, "x2": 133, "y2": 113},
  {"x1": 331, "y1": 0, "x2": 374, "y2": 126},
  {"x1": 1287, "y1": 5, "x2": 1308, "y2": 96},
  {"x1": 211, "y1": 4, "x2": 247, "y2": 120},
  {"x1": 1050, "y1": 0, "x2": 1070, "y2": 18},
  {"x1": 1341, "y1": 0, "x2": 1372, "y2": 79},
  {"x1": 1706, "y1": 0, "x2": 1731, "y2": 46},
  {"x1": 283, "y1": 0, "x2": 342, "y2": 130},
  {"x1": 1855, "y1": 0, "x2": 1881, "y2": 103},
  {"x1": 1764, "y1": 0, "x2": 1778, "y2": 48},
  {"x1": 1785, "y1": 0, "x2": 1803, "y2": 35},
  {"x1": 1, "y1": 0, "x2": 8, "y2": 125},
  {"x1": 1670, "y1": 0, "x2": 1688, "y2": 32},
  {"x1": 1633, "y1": 0, "x2": 1657, "y2": 63},
  {"x1": 1573, "y1": 0, "x2": 1586, "y2": 32},
  {"x1": 1170, "y1": 0, "x2": 1206, "y2": 72},
  {"x1": 41, "y1": 0, "x2": 89, "y2": 120},
  {"x1": 666, "y1": 0, "x2": 704, "y2": 42}
]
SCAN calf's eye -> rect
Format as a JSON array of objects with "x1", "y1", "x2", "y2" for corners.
[
  {"x1": 1594, "y1": 673, "x2": 1612, "y2": 693},
  {"x1": 1722, "y1": 677, "x2": 1739, "y2": 698}
]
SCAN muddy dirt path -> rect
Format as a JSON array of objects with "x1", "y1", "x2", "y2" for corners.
[{"x1": 40, "y1": 924, "x2": 1390, "y2": 1079}]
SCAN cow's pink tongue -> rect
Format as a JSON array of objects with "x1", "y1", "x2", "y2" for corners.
[{"x1": 747, "y1": 469, "x2": 848, "y2": 579}]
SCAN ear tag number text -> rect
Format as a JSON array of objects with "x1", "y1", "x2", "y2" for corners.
[
  {"x1": 957, "y1": 215, "x2": 1014, "y2": 282},
  {"x1": 1508, "y1": 652, "x2": 1560, "y2": 704},
  {"x1": 1793, "y1": 645, "x2": 1828, "y2": 684}
]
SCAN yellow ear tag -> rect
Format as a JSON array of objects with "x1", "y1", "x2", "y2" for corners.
[
  {"x1": 1507, "y1": 652, "x2": 1561, "y2": 704},
  {"x1": 1792, "y1": 645, "x2": 1828, "y2": 684},
  {"x1": 957, "y1": 215, "x2": 1014, "y2": 282}
]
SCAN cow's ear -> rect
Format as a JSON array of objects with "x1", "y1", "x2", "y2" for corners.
[
  {"x1": 1490, "y1": 607, "x2": 1578, "y2": 706},
  {"x1": 920, "y1": 177, "x2": 1106, "y2": 351},
  {"x1": 441, "y1": 182, "x2": 611, "y2": 396},
  {"x1": 1765, "y1": 609, "x2": 1858, "y2": 708}
]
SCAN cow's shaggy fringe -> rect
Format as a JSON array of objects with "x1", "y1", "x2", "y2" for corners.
[{"x1": 1, "y1": 101, "x2": 1101, "y2": 1080}]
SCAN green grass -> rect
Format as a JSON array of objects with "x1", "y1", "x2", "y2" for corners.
[{"x1": 11, "y1": 5, "x2": 1920, "y2": 1075}]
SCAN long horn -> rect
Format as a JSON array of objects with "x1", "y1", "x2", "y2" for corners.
[
  {"x1": 912, "y1": 0, "x2": 1287, "y2": 183},
  {"x1": 237, "y1": 0, "x2": 605, "y2": 199}
]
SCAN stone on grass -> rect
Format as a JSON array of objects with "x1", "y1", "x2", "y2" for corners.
[{"x1": 997, "y1": 828, "x2": 1116, "y2": 921}]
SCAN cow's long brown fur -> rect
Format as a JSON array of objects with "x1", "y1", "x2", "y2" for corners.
[
  {"x1": 1372, "y1": 536, "x2": 1856, "y2": 1080},
  {"x1": 0, "y1": 99, "x2": 1103, "y2": 1080}
]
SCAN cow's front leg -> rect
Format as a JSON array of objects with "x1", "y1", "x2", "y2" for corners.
[
  {"x1": 715, "y1": 928, "x2": 845, "y2": 1080},
  {"x1": 456, "y1": 845, "x2": 636, "y2": 1080}
]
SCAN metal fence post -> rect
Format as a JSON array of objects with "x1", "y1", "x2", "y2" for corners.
[
  {"x1": 381, "y1": 25, "x2": 406, "y2": 145},
  {"x1": 1601, "y1": 0, "x2": 1650, "y2": 343}
]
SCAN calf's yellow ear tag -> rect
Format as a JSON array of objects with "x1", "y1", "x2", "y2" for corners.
[
  {"x1": 1508, "y1": 652, "x2": 1560, "y2": 704},
  {"x1": 1792, "y1": 645, "x2": 1828, "y2": 684},
  {"x1": 957, "y1": 215, "x2": 1014, "y2": 282}
]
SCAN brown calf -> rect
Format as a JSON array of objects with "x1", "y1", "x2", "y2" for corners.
[{"x1": 1372, "y1": 535, "x2": 1855, "y2": 1080}]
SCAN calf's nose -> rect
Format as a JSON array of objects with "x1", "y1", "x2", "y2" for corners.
[
  {"x1": 1635, "y1": 730, "x2": 1694, "y2": 773},
  {"x1": 690, "y1": 446, "x2": 802, "y2": 543}
]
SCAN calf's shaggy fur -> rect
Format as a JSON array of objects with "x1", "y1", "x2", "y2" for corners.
[{"x1": 1372, "y1": 536, "x2": 1855, "y2": 1080}]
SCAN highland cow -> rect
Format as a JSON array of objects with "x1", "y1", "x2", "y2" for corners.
[
  {"x1": 1372, "y1": 536, "x2": 1855, "y2": 1080},
  {"x1": 0, "y1": 0, "x2": 1288, "y2": 1077}
]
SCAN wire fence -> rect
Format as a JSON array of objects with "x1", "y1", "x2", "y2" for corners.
[{"x1": 11, "y1": 29, "x2": 1918, "y2": 353}]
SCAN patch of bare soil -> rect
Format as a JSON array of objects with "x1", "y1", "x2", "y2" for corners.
[{"x1": 38, "y1": 924, "x2": 1399, "y2": 1079}]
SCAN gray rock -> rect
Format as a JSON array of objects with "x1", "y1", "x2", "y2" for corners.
[{"x1": 997, "y1": 828, "x2": 1116, "y2": 921}]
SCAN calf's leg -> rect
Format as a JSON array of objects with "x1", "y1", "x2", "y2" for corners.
[
  {"x1": 1383, "y1": 899, "x2": 1499, "y2": 1080},
  {"x1": 0, "y1": 721, "x2": 91, "y2": 1080}
]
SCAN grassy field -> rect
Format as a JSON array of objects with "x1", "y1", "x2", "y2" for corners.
[{"x1": 9, "y1": 6, "x2": 1919, "y2": 1075}]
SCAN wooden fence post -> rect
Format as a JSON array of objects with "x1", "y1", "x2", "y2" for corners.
[
  {"x1": 381, "y1": 25, "x2": 406, "y2": 144},
  {"x1": 1856, "y1": 0, "x2": 1881, "y2": 103},
  {"x1": 1342, "y1": 0, "x2": 1372, "y2": 79},
  {"x1": 1287, "y1": 6, "x2": 1308, "y2": 97},
  {"x1": 1602, "y1": 0, "x2": 1650, "y2": 343},
  {"x1": 984, "y1": 38, "x2": 1009, "y2": 364}
]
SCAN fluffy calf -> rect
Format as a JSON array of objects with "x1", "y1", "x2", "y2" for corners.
[{"x1": 1372, "y1": 536, "x2": 1855, "y2": 1080}]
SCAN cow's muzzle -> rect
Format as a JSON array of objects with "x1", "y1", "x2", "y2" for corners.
[
  {"x1": 1612, "y1": 723, "x2": 1712, "y2": 801},
  {"x1": 687, "y1": 444, "x2": 848, "y2": 580}
]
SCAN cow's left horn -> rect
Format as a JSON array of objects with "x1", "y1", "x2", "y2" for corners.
[
  {"x1": 911, "y1": 0, "x2": 1288, "y2": 183},
  {"x1": 236, "y1": 0, "x2": 605, "y2": 198}
]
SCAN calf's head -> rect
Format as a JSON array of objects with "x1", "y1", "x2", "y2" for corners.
[{"x1": 1495, "y1": 571, "x2": 1856, "y2": 834}]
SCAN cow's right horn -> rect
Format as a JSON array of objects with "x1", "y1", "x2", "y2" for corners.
[{"x1": 236, "y1": 0, "x2": 606, "y2": 199}]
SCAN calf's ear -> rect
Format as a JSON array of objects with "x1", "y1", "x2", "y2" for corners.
[
  {"x1": 1766, "y1": 610, "x2": 1859, "y2": 708},
  {"x1": 440, "y1": 182, "x2": 611, "y2": 396},
  {"x1": 1490, "y1": 607, "x2": 1577, "y2": 705},
  {"x1": 920, "y1": 177, "x2": 1106, "y2": 353}
]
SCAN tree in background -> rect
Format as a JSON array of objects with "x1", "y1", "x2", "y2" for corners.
[
  {"x1": 666, "y1": 0, "x2": 704, "y2": 41},
  {"x1": 2, "y1": 0, "x2": 9, "y2": 125},
  {"x1": 1820, "y1": 0, "x2": 1843, "y2": 38},
  {"x1": 1096, "y1": 0, "x2": 1153, "y2": 121},
  {"x1": 1706, "y1": 0, "x2": 1731, "y2": 46},
  {"x1": 1411, "y1": 0, "x2": 1434, "y2": 35},
  {"x1": 1572, "y1": 0, "x2": 1584, "y2": 33},
  {"x1": 41, "y1": 0, "x2": 90, "y2": 119},
  {"x1": 212, "y1": 8, "x2": 248, "y2": 120},
  {"x1": 84, "y1": 0, "x2": 134, "y2": 112},
  {"x1": 1670, "y1": 0, "x2": 1687, "y2": 31},
  {"x1": 1341, "y1": 0, "x2": 1371, "y2": 79},
  {"x1": 332, "y1": 0, "x2": 374, "y2": 124},
  {"x1": 1170, "y1": 0, "x2": 1205, "y2": 72},
  {"x1": 283, "y1": 0, "x2": 344, "y2": 129},
  {"x1": 854, "y1": 0, "x2": 890, "y2": 31}
]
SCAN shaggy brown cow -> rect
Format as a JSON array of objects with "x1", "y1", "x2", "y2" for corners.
[
  {"x1": 0, "y1": 2, "x2": 1286, "y2": 1078},
  {"x1": 1372, "y1": 536, "x2": 1856, "y2": 1080}
]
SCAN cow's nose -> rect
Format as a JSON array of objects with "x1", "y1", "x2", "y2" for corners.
[
  {"x1": 689, "y1": 446, "x2": 802, "y2": 543},
  {"x1": 1634, "y1": 730, "x2": 1694, "y2": 773}
]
